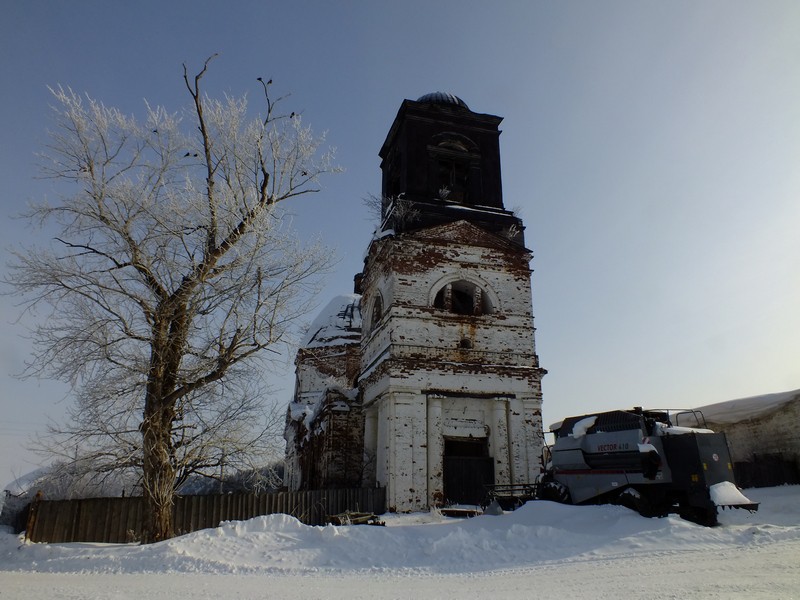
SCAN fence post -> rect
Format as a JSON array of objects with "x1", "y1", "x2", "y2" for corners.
[{"x1": 23, "y1": 491, "x2": 43, "y2": 542}]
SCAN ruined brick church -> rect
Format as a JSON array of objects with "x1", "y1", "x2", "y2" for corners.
[{"x1": 285, "y1": 92, "x2": 546, "y2": 511}]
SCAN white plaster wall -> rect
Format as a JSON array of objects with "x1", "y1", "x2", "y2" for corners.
[
  {"x1": 360, "y1": 222, "x2": 545, "y2": 511},
  {"x1": 376, "y1": 392, "x2": 427, "y2": 511},
  {"x1": 376, "y1": 395, "x2": 390, "y2": 496},
  {"x1": 363, "y1": 407, "x2": 378, "y2": 459},
  {"x1": 361, "y1": 235, "x2": 541, "y2": 384},
  {"x1": 295, "y1": 362, "x2": 335, "y2": 402},
  {"x1": 706, "y1": 401, "x2": 800, "y2": 463},
  {"x1": 366, "y1": 372, "x2": 543, "y2": 509},
  {"x1": 373, "y1": 392, "x2": 543, "y2": 510}
]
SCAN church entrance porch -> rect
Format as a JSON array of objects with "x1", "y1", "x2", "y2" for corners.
[{"x1": 442, "y1": 437, "x2": 494, "y2": 506}]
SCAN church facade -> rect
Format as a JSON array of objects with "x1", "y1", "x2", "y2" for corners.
[{"x1": 285, "y1": 93, "x2": 546, "y2": 511}]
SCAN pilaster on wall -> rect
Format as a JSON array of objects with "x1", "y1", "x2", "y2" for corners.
[
  {"x1": 426, "y1": 396, "x2": 444, "y2": 505},
  {"x1": 491, "y1": 399, "x2": 512, "y2": 485},
  {"x1": 506, "y1": 398, "x2": 526, "y2": 484},
  {"x1": 521, "y1": 398, "x2": 544, "y2": 482},
  {"x1": 376, "y1": 396, "x2": 391, "y2": 495},
  {"x1": 380, "y1": 391, "x2": 428, "y2": 512},
  {"x1": 363, "y1": 407, "x2": 379, "y2": 487}
]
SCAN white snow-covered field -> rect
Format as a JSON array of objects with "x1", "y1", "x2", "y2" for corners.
[{"x1": 1, "y1": 486, "x2": 798, "y2": 599}]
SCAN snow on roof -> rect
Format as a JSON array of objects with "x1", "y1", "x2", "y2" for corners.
[
  {"x1": 569, "y1": 416, "x2": 597, "y2": 438},
  {"x1": 363, "y1": 226, "x2": 395, "y2": 260},
  {"x1": 695, "y1": 388, "x2": 800, "y2": 425},
  {"x1": 3, "y1": 467, "x2": 50, "y2": 497},
  {"x1": 288, "y1": 384, "x2": 358, "y2": 445},
  {"x1": 302, "y1": 294, "x2": 362, "y2": 348}
]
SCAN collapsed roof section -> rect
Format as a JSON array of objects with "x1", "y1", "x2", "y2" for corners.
[{"x1": 302, "y1": 294, "x2": 362, "y2": 348}]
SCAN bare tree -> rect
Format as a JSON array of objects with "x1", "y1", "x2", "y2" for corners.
[
  {"x1": 362, "y1": 193, "x2": 420, "y2": 230},
  {"x1": 8, "y1": 57, "x2": 337, "y2": 542}
]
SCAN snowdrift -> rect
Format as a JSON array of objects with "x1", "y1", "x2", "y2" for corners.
[{"x1": 1, "y1": 486, "x2": 798, "y2": 577}]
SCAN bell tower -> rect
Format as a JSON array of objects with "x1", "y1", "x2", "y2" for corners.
[
  {"x1": 378, "y1": 92, "x2": 523, "y2": 243},
  {"x1": 358, "y1": 93, "x2": 545, "y2": 511}
]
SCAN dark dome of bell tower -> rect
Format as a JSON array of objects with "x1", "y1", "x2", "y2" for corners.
[{"x1": 416, "y1": 92, "x2": 469, "y2": 110}]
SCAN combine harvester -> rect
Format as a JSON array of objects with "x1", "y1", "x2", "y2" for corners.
[{"x1": 491, "y1": 407, "x2": 758, "y2": 526}]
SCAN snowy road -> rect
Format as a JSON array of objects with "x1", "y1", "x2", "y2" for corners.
[{"x1": 3, "y1": 541, "x2": 799, "y2": 600}]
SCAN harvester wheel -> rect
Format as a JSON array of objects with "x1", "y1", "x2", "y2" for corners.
[
  {"x1": 635, "y1": 493, "x2": 670, "y2": 519},
  {"x1": 540, "y1": 481, "x2": 571, "y2": 504}
]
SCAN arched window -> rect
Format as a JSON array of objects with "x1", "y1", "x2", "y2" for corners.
[
  {"x1": 428, "y1": 133, "x2": 479, "y2": 204},
  {"x1": 370, "y1": 294, "x2": 384, "y2": 329},
  {"x1": 433, "y1": 280, "x2": 492, "y2": 316},
  {"x1": 436, "y1": 154, "x2": 469, "y2": 202}
]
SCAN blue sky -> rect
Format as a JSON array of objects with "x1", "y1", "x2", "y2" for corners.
[{"x1": 2, "y1": 1, "x2": 799, "y2": 485}]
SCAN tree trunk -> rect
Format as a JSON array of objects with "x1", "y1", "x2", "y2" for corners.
[
  {"x1": 141, "y1": 314, "x2": 183, "y2": 543},
  {"x1": 141, "y1": 396, "x2": 176, "y2": 542},
  {"x1": 141, "y1": 397, "x2": 176, "y2": 543}
]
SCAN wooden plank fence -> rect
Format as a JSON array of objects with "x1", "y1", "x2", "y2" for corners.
[{"x1": 25, "y1": 487, "x2": 386, "y2": 544}]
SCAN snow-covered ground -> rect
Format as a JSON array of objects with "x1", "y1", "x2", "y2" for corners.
[{"x1": 1, "y1": 486, "x2": 798, "y2": 599}]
